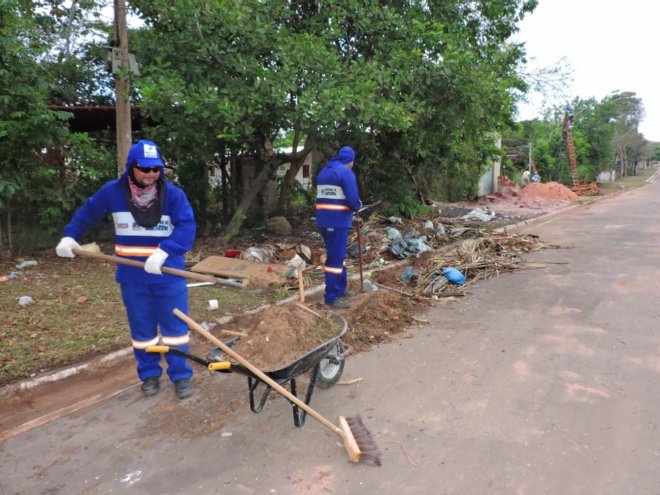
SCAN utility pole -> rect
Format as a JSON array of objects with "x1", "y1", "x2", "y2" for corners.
[{"x1": 114, "y1": 0, "x2": 131, "y2": 177}]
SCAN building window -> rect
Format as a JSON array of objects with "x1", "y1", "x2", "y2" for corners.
[{"x1": 302, "y1": 164, "x2": 310, "y2": 178}]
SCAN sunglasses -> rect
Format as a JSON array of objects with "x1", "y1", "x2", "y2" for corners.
[{"x1": 134, "y1": 165, "x2": 162, "y2": 173}]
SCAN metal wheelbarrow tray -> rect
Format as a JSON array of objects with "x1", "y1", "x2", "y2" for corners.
[{"x1": 151, "y1": 311, "x2": 347, "y2": 427}]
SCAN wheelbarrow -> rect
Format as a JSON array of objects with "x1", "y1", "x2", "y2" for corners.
[{"x1": 146, "y1": 311, "x2": 347, "y2": 428}]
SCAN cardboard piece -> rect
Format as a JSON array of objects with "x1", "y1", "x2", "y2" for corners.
[{"x1": 190, "y1": 256, "x2": 289, "y2": 288}]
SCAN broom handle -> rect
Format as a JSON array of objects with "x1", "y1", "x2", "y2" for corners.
[
  {"x1": 72, "y1": 248, "x2": 216, "y2": 284},
  {"x1": 173, "y1": 308, "x2": 345, "y2": 438}
]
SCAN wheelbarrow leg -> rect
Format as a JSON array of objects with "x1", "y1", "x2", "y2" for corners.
[{"x1": 292, "y1": 362, "x2": 321, "y2": 427}]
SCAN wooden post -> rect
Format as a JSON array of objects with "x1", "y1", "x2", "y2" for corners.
[
  {"x1": 298, "y1": 267, "x2": 305, "y2": 303},
  {"x1": 114, "y1": 0, "x2": 132, "y2": 177}
]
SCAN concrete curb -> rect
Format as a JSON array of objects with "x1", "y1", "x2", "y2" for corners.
[{"x1": 0, "y1": 348, "x2": 133, "y2": 400}]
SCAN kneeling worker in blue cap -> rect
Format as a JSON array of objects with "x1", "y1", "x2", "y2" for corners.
[{"x1": 315, "y1": 146, "x2": 362, "y2": 309}]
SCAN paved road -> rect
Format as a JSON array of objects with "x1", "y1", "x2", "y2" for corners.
[{"x1": 2, "y1": 179, "x2": 660, "y2": 494}]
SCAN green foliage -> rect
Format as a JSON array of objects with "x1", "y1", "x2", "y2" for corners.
[
  {"x1": 503, "y1": 93, "x2": 648, "y2": 186},
  {"x1": 6, "y1": 0, "x2": 655, "y2": 250},
  {"x1": 283, "y1": 179, "x2": 312, "y2": 210},
  {"x1": 128, "y1": 0, "x2": 534, "y2": 228},
  {"x1": 651, "y1": 143, "x2": 660, "y2": 161},
  {"x1": 0, "y1": 1, "x2": 117, "y2": 252}
]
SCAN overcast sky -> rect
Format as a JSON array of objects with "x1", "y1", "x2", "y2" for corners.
[{"x1": 513, "y1": 0, "x2": 658, "y2": 141}]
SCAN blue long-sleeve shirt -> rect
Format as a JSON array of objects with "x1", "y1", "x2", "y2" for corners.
[
  {"x1": 315, "y1": 150, "x2": 361, "y2": 229},
  {"x1": 63, "y1": 172, "x2": 196, "y2": 284}
]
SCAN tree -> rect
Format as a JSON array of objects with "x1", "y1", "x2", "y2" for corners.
[
  {"x1": 605, "y1": 92, "x2": 646, "y2": 176},
  {"x1": 0, "y1": 1, "x2": 116, "y2": 254},
  {"x1": 129, "y1": 0, "x2": 537, "y2": 236}
]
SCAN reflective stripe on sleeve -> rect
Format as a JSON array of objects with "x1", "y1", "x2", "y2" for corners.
[
  {"x1": 115, "y1": 245, "x2": 159, "y2": 257},
  {"x1": 324, "y1": 266, "x2": 343, "y2": 275},
  {"x1": 132, "y1": 337, "x2": 160, "y2": 349}
]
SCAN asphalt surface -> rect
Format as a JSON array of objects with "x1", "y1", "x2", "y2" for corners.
[{"x1": 2, "y1": 178, "x2": 660, "y2": 494}]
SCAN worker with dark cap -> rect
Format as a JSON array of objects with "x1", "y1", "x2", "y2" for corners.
[
  {"x1": 55, "y1": 139, "x2": 197, "y2": 400},
  {"x1": 315, "y1": 146, "x2": 362, "y2": 309}
]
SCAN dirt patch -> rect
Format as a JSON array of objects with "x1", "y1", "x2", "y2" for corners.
[{"x1": 522, "y1": 181, "x2": 580, "y2": 202}]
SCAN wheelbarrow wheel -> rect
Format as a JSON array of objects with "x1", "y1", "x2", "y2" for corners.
[{"x1": 315, "y1": 340, "x2": 345, "y2": 389}]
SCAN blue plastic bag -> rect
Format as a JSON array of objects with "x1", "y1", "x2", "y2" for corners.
[
  {"x1": 401, "y1": 267, "x2": 420, "y2": 284},
  {"x1": 442, "y1": 267, "x2": 465, "y2": 285}
]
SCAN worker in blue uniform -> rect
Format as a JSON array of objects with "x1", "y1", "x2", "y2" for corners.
[
  {"x1": 55, "y1": 139, "x2": 197, "y2": 399},
  {"x1": 315, "y1": 146, "x2": 362, "y2": 309}
]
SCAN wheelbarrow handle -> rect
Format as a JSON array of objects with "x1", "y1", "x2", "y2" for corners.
[{"x1": 72, "y1": 247, "x2": 217, "y2": 284}]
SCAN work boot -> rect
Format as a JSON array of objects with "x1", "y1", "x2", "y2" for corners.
[
  {"x1": 141, "y1": 376, "x2": 160, "y2": 397},
  {"x1": 325, "y1": 299, "x2": 350, "y2": 309},
  {"x1": 175, "y1": 378, "x2": 193, "y2": 399},
  {"x1": 341, "y1": 290, "x2": 356, "y2": 299}
]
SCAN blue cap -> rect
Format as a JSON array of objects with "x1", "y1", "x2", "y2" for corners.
[
  {"x1": 334, "y1": 146, "x2": 355, "y2": 165},
  {"x1": 126, "y1": 139, "x2": 164, "y2": 170}
]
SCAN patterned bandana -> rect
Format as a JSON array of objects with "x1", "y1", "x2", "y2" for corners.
[{"x1": 128, "y1": 174, "x2": 158, "y2": 207}]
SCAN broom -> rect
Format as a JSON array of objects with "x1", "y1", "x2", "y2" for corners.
[{"x1": 173, "y1": 308, "x2": 381, "y2": 465}]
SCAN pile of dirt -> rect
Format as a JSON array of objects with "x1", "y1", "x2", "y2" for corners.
[
  {"x1": 468, "y1": 183, "x2": 575, "y2": 221},
  {"x1": 210, "y1": 305, "x2": 343, "y2": 370},
  {"x1": 522, "y1": 181, "x2": 580, "y2": 202}
]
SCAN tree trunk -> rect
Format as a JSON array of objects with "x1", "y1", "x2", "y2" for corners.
[
  {"x1": 276, "y1": 128, "x2": 304, "y2": 213},
  {"x1": 222, "y1": 160, "x2": 278, "y2": 241},
  {"x1": 222, "y1": 139, "x2": 317, "y2": 240},
  {"x1": 276, "y1": 155, "x2": 305, "y2": 213},
  {"x1": 6, "y1": 211, "x2": 12, "y2": 255},
  {"x1": 220, "y1": 157, "x2": 229, "y2": 221},
  {"x1": 225, "y1": 154, "x2": 241, "y2": 224}
]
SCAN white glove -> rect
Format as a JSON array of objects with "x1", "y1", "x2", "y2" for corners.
[
  {"x1": 144, "y1": 248, "x2": 168, "y2": 275},
  {"x1": 56, "y1": 237, "x2": 81, "y2": 258}
]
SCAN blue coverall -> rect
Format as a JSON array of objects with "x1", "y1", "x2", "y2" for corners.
[
  {"x1": 315, "y1": 146, "x2": 362, "y2": 303},
  {"x1": 62, "y1": 153, "x2": 196, "y2": 383}
]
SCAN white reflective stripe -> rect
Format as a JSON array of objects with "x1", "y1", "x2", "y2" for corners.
[
  {"x1": 112, "y1": 212, "x2": 173, "y2": 237},
  {"x1": 115, "y1": 245, "x2": 158, "y2": 257},
  {"x1": 324, "y1": 266, "x2": 343, "y2": 274},
  {"x1": 317, "y1": 185, "x2": 346, "y2": 200},
  {"x1": 316, "y1": 204, "x2": 350, "y2": 211},
  {"x1": 132, "y1": 337, "x2": 160, "y2": 349},
  {"x1": 162, "y1": 334, "x2": 190, "y2": 346}
]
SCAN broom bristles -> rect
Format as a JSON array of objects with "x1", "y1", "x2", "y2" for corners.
[{"x1": 341, "y1": 415, "x2": 382, "y2": 466}]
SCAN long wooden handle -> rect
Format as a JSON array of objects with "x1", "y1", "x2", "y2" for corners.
[
  {"x1": 356, "y1": 218, "x2": 364, "y2": 291},
  {"x1": 72, "y1": 247, "x2": 216, "y2": 283},
  {"x1": 297, "y1": 267, "x2": 305, "y2": 303},
  {"x1": 173, "y1": 308, "x2": 345, "y2": 438}
]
